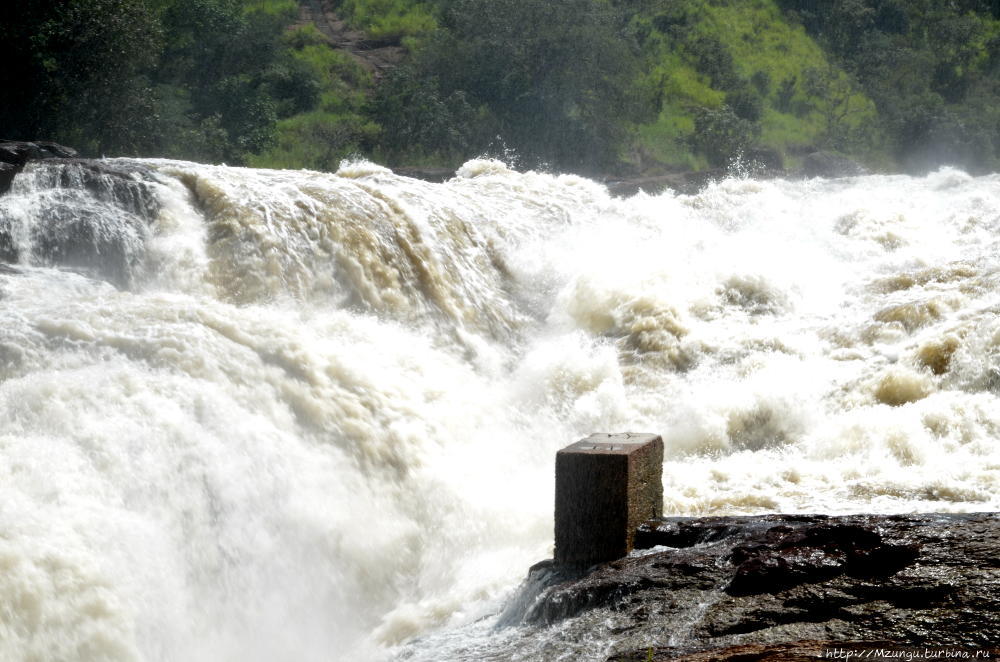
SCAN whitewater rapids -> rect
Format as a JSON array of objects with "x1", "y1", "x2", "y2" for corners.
[{"x1": 0, "y1": 158, "x2": 998, "y2": 661}]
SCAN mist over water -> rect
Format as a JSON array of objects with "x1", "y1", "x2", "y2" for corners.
[{"x1": 1, "y1": 158, "x2": 998, "y2": 661}]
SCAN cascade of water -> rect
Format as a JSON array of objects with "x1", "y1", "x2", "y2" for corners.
[
  {"x1": 0, "y1": 161, "x2": 163, "y2": 288},
  {"x1": 0, "y1": 159, "x2": 998, "y2": 661}
]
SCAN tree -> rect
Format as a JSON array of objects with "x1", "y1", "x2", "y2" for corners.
[
  {"x1": 779, "y1": 0, "x2": 1000, "y2": 172},
  {"x1": 0, "y1": 0, "x2": 162, "y2": 154},
  {"x1": 153, "y1": 0, "x2": 296, "y2": 162},
  {"x1": 369, "y1": 68, "x2": 476, "y2": 162},
  {"x1": 802, "y1": 64, "x2": 871, "y2": 150},
  {"x1": 378, "y1": 0, "x2": 652, "y2": 171},
  {"x1": 690, "y1": 106, "x2": 760, "y2": 168}
]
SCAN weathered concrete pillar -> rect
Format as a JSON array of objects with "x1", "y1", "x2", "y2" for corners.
[{"x1": 554, "y1": 432, "x2": 664, "y2": 566}]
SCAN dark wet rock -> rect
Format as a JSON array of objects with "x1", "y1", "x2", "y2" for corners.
[
  {"x1": 745, "y1": 147, "x2": 785, "y2": 172},
  {"x1": 800, "y1": 151, "x2": 868, "y2": 178},
  {"x1": 395, "y1": 165, "x2": 780, "y2": 196},
  {"x1": 396, "y1": 152, "x2": 871, "y2": 198},
  {"x1": 392, "y1": 166, "x2": 455, "y2": 183},
  {"x1": 0, "y1": 163, "x2": 19, "y2": 195},
  {"x1": 30, "y1": 159, "x2": 162, "y2": 219},
  {"x1": 609, "y1": 640, "x2": 850, "y2": 662},
  {"x1": 610, "y1": 640, "x2": 1000, "y2": 662},
  {"x1": 0, "y1": 141, "x2": 79, "y2": 194},
  {"x1": 605, "y1": 170, "x2": 732, "y2": 197},
  {"x1": 0, "y1": 140, "x2": 77, "y2": 165},
  {"x1": 0, "y1": 159, "x2": 162, "y2": 287},
  {"x1": 514, "y1": 514, "x2": 1000, "y2": 660},
  {"x1": 605, "y1": 162, "x2": 794, "y2": 197},
  {"x1": 19, "y1": 141, "x2": 76, "y2": 160},
  {"x1": 0, "y1": 207, "x2": 16, "y2": 263},
  {"x1": 725, "y1": 523, "x2": 919, "y2": 595},
  {"x1": 605, "y1": 174, "x2": 676, "y2": 197}
]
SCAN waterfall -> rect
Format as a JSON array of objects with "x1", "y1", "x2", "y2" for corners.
[{"x1": 1, "y1": 159, "x2": 998, "y2": 661}]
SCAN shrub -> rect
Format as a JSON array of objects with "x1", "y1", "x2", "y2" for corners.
[{"x1": 691, "y1": 105, "x2": 761, "y2": 167}]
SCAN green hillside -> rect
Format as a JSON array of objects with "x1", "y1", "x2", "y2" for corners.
[
  {"x1": 3, "y1": 0, "x2": 1000, "y2": 175},
  {"x1": 631, "y1": 0, "x2": 878, "y2": 170}
]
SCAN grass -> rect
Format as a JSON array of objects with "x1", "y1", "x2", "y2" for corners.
[
  {"x1": 632, "y1": 0, "x2": 878, "y2": 168},
  {"x1": 250, "y1": 17, "x2": 378, "y2": 171},
  {"x1": 243, "y1": 0, "x2": 298, "y2": 19},
  {"x1": 248, "y1": 111, "x2": 378, "y2": 171},
  {"x1": 333, "y1": 0, "x2": 437, "y2": 42}
]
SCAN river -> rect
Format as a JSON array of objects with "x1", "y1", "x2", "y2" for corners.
[{"x1": 0, "y1": 159, "x2": 997, "y2": 661}]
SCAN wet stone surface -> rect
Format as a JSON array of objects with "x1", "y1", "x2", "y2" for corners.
[
  {"x1": 0, "y1": 159, "x2": 162, "y2": 287},
  {"x1": 515, "y1": 513, "x2": 1000, "y2": 660}
]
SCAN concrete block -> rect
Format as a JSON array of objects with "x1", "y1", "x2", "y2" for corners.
[{"x1": 554, "y1": 432, "x2": 664, "y2": 566}]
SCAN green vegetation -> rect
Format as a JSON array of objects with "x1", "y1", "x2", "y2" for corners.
[
  {"x1": 632, "y1": 0, "x2": 879, "y2": 169},
  {"x1": 334, "y1": 0, "x2": 437, "y2": 43},
  {"x1": 0, "y1": 0, "x2": 163, "y2": 155},
  {"x1": 371, "y1": 0, "x2": 651, "y2": 172},
  {"x1": 4, "y1": 0, "x2": 1000, "y2": 175},
  {"x1": 248, "y1": 24, "x2": 378, "y2": 170},
  {"x1": 779, "y1": 0, "x2": 1000, "y2": 173},
  {"x1": 1, "y1": 0, "x2": 304, "y2": 161}
]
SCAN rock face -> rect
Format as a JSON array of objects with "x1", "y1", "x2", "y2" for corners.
[
  {"x1": 391, "y1": 166, "x2": 455, "y2": 183},
  {"x1": 0, "y1": 163, "x2": 18, "y2": 195},
  {"x1": 0, "y1": 158, "x2": 161, "y2": 287},
  {"x1": 517, "y1": 513, "x2": 1000, "y2": 661},
  {"x1": 297, "y1": 0, "x2": 405, "y2": 80},
  {"x1": 0, "y1": 140, "x2": 78, "y2": 194}
]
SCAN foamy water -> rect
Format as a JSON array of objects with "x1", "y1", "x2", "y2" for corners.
[{"x1": 0, "y1": 159, "x2": 998, "y2": 661}]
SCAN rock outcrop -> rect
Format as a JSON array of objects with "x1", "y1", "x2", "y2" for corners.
[
  {"x1": 512, "y1": 513, "x2": 999, "y2": 661},
  {"x1": 296, "y1": 0, "x2": 405, "y2": 80},
  {"x1": 391, "y1": 166, "x2": 455, "y2": 183},
  {"x1": 0, "y1": 158, "x2": 161, "y2": 287},
  {"x1": 0, "y1": 140, "x2": 78, "y2": 194}
]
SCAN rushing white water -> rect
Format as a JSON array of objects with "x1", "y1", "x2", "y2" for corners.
[{"x1": 1, "y1": 158, "x2": 999, "y2": 661}]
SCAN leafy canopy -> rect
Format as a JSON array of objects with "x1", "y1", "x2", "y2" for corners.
[{"x1": 374, "y1": 0, "x2": 652, "y2": 171}]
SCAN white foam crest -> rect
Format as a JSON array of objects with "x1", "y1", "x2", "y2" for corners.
[
  {"x1": 0, "y1": 267, "x2": 565, "y2": 660},
  {"x1": 142, "y1": 173, "x2": 214, "y2": 295},
  {"x1": 146, "y1": 160, "x2": 620, "y2": 347},
  {"x1": 454, "y1": 158, "x2": 513, "y2": 179}
]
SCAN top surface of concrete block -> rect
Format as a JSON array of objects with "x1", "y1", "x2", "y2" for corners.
[{"x1": 559, "y1": 432, "x2": 660, "y2": 455}]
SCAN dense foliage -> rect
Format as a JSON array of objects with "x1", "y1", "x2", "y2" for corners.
[
  {"x1": 778, "y1": 0, "x2": 1000, "y2": 173},
  {"x1": 0, "y1": 0, "x2": 163, "y2": 154},
  {"x1": 1, "y1": 0, "x2": 309, "y2": 162},
  {"x1": 4, "y1": 0, "x2": 1000, "y2": 174},
  {"x1": 371, "y1": 0, "x2": 650, "y2": 171}
]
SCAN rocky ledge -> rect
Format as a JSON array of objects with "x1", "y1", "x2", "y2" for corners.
[
  {"x1": 0, "y1": 140, "x2": 78, "y2": 194},
  {"x1": 516, "y1": 513, "x2": 999, "y2": 661}
]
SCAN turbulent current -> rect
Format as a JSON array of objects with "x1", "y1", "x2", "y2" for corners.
[{"x1": 1, "y1": 158, "x2": 999, "y2": 661}]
